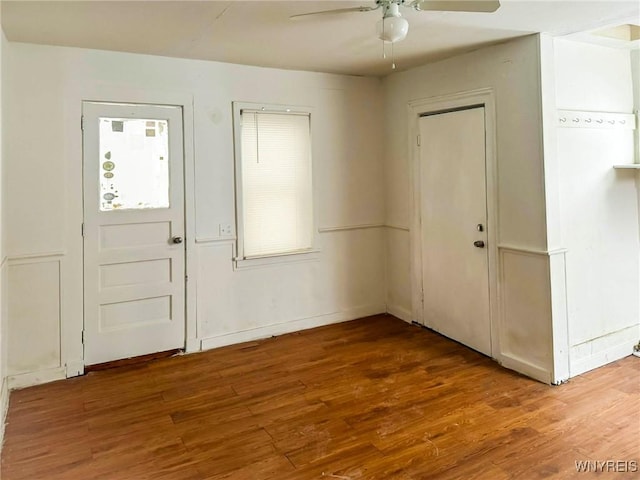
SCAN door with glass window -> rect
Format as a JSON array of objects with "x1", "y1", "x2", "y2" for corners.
[{"x1": 82, "y1": 102, "x2": 185, "y2": 365}]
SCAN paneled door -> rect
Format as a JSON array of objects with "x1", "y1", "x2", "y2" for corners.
[
  {"x1": 82, "y1": 102, "x2": 186, "y2": 365},
  {"x1": 419, "y1": 107, "x2": 491, "y2": 356}
]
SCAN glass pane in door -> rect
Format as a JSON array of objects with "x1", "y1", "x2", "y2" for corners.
[{"x1": 99, "y1": 118, "x2": 170, "y2": 211}]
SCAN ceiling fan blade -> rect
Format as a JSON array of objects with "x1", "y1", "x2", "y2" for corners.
[
  {"x1": 413, "y1": 0, "x2": 500, "y2": 13},
  {"x1": 290, "y1": 6, "x2": 378, "y2": 20}
]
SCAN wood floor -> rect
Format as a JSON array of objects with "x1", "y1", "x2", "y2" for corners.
[{"x1": 2, "y1": 315, "x2": 639, "y2": 479}]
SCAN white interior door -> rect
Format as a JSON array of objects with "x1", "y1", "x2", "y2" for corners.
[
  {"x1": 419, "y1": 107, "x2": 491, "y2": 356},
  {"x1": 83, "y1": 102, "x2": 186, "y2": 365}
]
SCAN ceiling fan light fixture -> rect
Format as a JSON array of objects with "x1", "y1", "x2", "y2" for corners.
[
  {"x1": 290, "y1": 0, "x2": 502, "y2": 69},
  {"x1": 376, "y1": 15, "x2": 409, "y2": 43}
]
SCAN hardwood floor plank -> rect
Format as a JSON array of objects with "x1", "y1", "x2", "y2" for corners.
[{"x1": 2, "y1": 314, "x2": 638, "y2": 479}]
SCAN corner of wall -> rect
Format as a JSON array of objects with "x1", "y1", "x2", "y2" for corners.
[
  {"x1": 381, "y1": 73, "x2": 413, "y2": 324},
  {"x1": 0, "y1": 375, "x2": 8, "y2": 448},
  {"x1": 632, "y1": 49, "x2": 640, "y2": 264},
  {"x1": 385, "y1": 302, "x2": 412, "y2": 323},
  {"x1": 537, "y1": 33, "x2": 570, "y2": 383},
  {"x1": 0, "y1": 17, "x2": 9, "y2": 447}
]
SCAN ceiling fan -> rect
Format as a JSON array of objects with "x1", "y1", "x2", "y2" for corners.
[{"x1": 291, "y1": 0, "x2": 501, "y2": 69}]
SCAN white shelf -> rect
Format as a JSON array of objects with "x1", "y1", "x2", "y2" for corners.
[{"x1": 613, "y1": 164, "x2": 640, "y2": 169}]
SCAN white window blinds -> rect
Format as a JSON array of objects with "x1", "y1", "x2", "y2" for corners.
[{"x1": 239, "y1": 110, "x2": 314, "y2": 258}]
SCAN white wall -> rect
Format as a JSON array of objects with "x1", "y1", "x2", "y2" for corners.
[
  {"x1": 633, "y1": 49, "x2": 640, "y2": 254},
  {"x1": 633, "y1": 50, "x2": 640, "y2": 130},
  {"x1": 382, "y1": 35, "x2": 556, "y2": 383},
  {"x1": 550, "y1": 38, "x2": 639, "y2": 376},
  {"x1": 3, "y1": 42, "x2": 385, "y2": 386},
  {"x1": 0, "y1": 14, "x2": 9, "y2": 439}
]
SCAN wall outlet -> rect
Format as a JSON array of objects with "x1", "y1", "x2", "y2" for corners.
[{"x1": 219, "y1": 223, "x2": 233, "y2": 236}]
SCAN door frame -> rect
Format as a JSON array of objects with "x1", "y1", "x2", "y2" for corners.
[
  {"x1": 81, "y1": 101, "x2": 188, "y2": 366},
  {"x1": 66, "y1": 88, "x2": 197, "y2": 375},
  {"x1": 407, "y1": 88, "x2": 501, "y2": 360}
]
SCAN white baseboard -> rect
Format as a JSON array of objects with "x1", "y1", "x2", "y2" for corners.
[
  {"x1": 570, "y1": 339, "x2": 636, "y2": 377},
  {"x1": 200, "y1": 304, "x2": 386, "y2": 351},
  {"x1": 7, "y1": 367, "x2": 66, "y2": 390},
  {"x1": 65, "y1": 359, "x2": 84, "y2": 378},
  {"x1": 185, "y1": 337, "x2": 200, "y2": 353},
  {"x1": 386, "y1": 304, "x2": 412, "y2": 323},
  {"x1": 499, "y1": 353, "x2": 552, "y2": 384},
  {"x1": 0, "y1": 377, "x2": 9, "y2": 449}
]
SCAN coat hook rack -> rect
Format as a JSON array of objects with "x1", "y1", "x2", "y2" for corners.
[{"x1": 557, "y1": 110, "x2": 636, "y2": 130}]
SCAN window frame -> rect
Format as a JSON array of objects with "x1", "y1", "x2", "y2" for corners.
[{"x1": 232, "y1": 102, "x2": 320, "y2": 269}]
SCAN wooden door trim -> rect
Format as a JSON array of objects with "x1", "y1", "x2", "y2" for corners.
[{"x1": 407, "y1": 88, "x2": 501, "y2": 361}]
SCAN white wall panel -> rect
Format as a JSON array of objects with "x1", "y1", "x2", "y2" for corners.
[
  {"x1": 548, "y1": 250, "x2": 569, "y2": 382},
  {"x1": 499, "y1": 249, "x2": 553, "y2": 383},
  {"x1": 314, "y1": 88, "x2": 385, "y2": 229},
  {"x1": 3, "y1": 50, "x2": 66, "y2": 256},
  {"x1": 554, "y1": 40, "x2": 633, "y2": 112},
  {"x1": 385, "y1": 226, "x2": 411, "y2": 322},
  {"x1": 7, "y1": 259, "x2": 61, "y2": 375},
  {"x1": 197, "y1": 228, "x2": 386, "y2": 341},
  {"x1": 558, "y1": 129, "x2": 638, "y2": 343}
]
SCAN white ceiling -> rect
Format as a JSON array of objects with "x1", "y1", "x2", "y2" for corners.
[{"x1": 2, "y1": 0, "x2": 639, "y2": 77}]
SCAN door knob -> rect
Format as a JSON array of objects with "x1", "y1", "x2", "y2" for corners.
[
  {"x1": 473, "y1": 240, "x2": 485, "y2": 248},
  {"x1": 172, "y1": 236, "x2": 183, "y2": 244}
]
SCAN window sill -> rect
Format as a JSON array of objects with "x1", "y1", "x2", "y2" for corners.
[{"x1": 234, "y1": 249, "x2": 321, "y2": 270}]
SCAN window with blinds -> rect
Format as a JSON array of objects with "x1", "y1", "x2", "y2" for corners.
[{"x1": 236, "y1": 108, "x2": 314, "y2": 259}]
